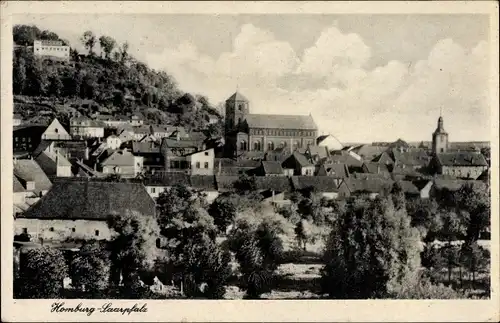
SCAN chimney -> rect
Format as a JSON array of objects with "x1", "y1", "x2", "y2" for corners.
[
  {"x1": 176, "y1": 131, "x2": 180, "y2": 141},
  {"x1": 377, "y1": 165, "x2": 380, "y2": 174},
  {"x1": 84, "y1": 147, "x2": 89, "y2": 160}
]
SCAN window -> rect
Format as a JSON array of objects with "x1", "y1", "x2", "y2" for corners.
[
  {"x1": 196, "y1": 162, "x2": 200, "y2": 168},
  {"x1": 254, "y1": 141, "x2": 261, "y2": 151},
  {"x1": 49, "y1": 227, "x2": 54, "y2": 232},
  {"x1": 72, "y1": 228, "x2": 76, "y2": 232},
  {"x1": 95, "y1": 230, "x2": 100, "y2": 237},
  {"x1": 240, "y1": 141, "x2": 247, "y2": 151},
  {"x1": 22, "y1": 228, "x2": 28, "y2": 234},
  {"x1": 204, "y1": 162, "x2": 209, "y2": 169},
  {"x1": 440, "y1": 148, "x2": 444, "y2": 153},
  {"x1": 151, "y1": 187, "x2": 156, "y2": 193},
  {"x1": 204, "y1": 152, "x2": 209, "y2": 156},
  {"x1": 267, "y1": 142, "x2": 274, "y2": 151},
  {"x1": 15, "y1": 137, "x2": 18, "y2": 142}
]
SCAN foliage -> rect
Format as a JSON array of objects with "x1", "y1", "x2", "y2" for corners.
[
  {"x1": 296, "y1": 193, "x2": 328, "y2": 225},
  {"x1": 13, "y1": 24, "x2": 66, "y2": 46},
  {"x1": 227, "y1": 212, "x2": 286, "y2": 298},
  {"x1": 81, "y1": 30, "x2": 97, "y2": 55},
  {"x1": 294, "y1": 219, "x2": 327, "y2": 251},
  {"x1": 16, "y1": 246, "x2": 68, "y2": 298},
  {"x1": 454, "y1": 183, "x2": 490, "y2": 243},
  {"x1": 71, "y1": 241, "x2": 111, "y2": 296},
  {"x1": 392, "y1": 276, "x2": 465, "y2": 299},
  {"x1": 98, "y1": 35, "x2": 117, "y2": 59},
  {"x1": 321, "y1": 196, "x2": 422, "y2": 299},
  {"x1": 107, "y1": 210, "x2": 161, "y2": 286}
]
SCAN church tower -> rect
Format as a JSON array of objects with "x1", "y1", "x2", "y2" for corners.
[
  {"x1": 224, "y1": 91, "x2": 249, "y2": 134},
  {"x1": 432, "y1": 113, "x2": 448, "y2": 154}
]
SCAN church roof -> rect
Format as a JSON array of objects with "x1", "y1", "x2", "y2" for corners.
[
  {"x1": 245, "y1": 114, "x2": 317, "y2": 130},
  {"x1": 226, "y1": 91, "x2": 248, "y2": 102},
  {"x1": 435, "y1": 152, "x2": 488, "y2": 167}
]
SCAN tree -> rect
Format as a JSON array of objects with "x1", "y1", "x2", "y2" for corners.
[
  {"x1": 233, "y1": 173, "x2": 258, "y2": 195},
  {"x1": 120, "y1": 42, "x2": 130, "y2": 63},
  {"x1": 107, "y1": 210, "x2": 161, "y2": 287},
  {"x1": 294, "y1": 218, "x2": 324, "y2": 251},
  {"x1": 47, "y1": 74, "x2": 63, "y2": 97},
  {"x1": 81, "y1": 31, "x2": 96, "y2": 55},
  {"x1": 17, "y1": 246, "x2": 68, "y2": 298},
  {"x1": 13, "y1": 56, "x2": 27, "y2": 94},
  {"x1": 460, "y1": 242, "x2": 489, "y2": 289},
  {"x1": 208, "y1": 193, "x2": 238, "y2": 233},
  {"x1": 321, "y1": 197, "x2": 421, "y2": 299},
  {"x1": 297, "y1": 193, "x2": 327, "y2": 225},
  {"x1": 99, "y1": 35, "x2": 117, "y2": 59},
  {"x1": 454, "y1": 183, "x2": 490, "y2": 243},
  {"x1": 71, "y1": 241, "x2": 111, "y2": 297},
  {"x1": 26, "y1": 58, "x2": 48, "y2": 96}
]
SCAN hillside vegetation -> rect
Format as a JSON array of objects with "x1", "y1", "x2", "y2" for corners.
[{"x1": 12, "y1": 25, "x2": 223, "y2": 134}]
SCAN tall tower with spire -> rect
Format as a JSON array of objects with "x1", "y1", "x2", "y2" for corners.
[
  {"x1": 224, "y1": 91, "x2": 249, "y2": 134},
  {"x1": 432, "y1": 109, "x2": 448, "y2": 154}
]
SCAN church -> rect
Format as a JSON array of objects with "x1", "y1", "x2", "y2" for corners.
[{"x1": 224, "y1": 92, "x2": 318, "y2": 157}]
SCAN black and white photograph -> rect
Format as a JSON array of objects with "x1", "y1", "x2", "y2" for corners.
[{"x1": 2, "y1": 1, "x2": 499, "y2": 322}]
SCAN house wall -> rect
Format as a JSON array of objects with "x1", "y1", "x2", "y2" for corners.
[
  {"x1": 321, "y1": 192, "x2": 339, "y2": 200},
  {"x1": 189, "y1": 149, "x2": 214, "y2": 175},
  {"x1": 14, "y1": 192, "x2": 26, "y2": 205},
  {"x1": 15, "y1": 218, "x2": 113, "y2": 242},
  {"x1": 13, "y1": 119, "x2": 22, "y2": 126},
  {"x1": 42, "y1": 119, "x2": 71, "y2": 140},
  {"x1": 33, "y1": 40, "x2": 70, "y2": 60},
  {"x1": 248, "y1": 133, "x2": 317, "y2": 152},
  {"x1": 56, "y1": 165, "x2": 72, "y2": 177},
  {"x1": 70, "y1": 126, "x2": 105, "y2": 138},
  {"x1": 106, "y1": 137, "x2": 122, "y2": 150},
  {"x1": 102, "y1": 163, "x2": 139, "y2": 177},
  {"x1": 145, "y1": 185, "x2": 219, "y2": 202},
  {"x1": 301, "y1": 165, "x2": 315, "y2": 176},
  {"x1": 441, "y1": 165, "x2": 487, "y2": 179}
]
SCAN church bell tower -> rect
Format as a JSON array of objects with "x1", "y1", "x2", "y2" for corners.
[
  {"x1": 432, "y1": 111, "x2": 448, "y2": 154},
  {"x1": 224, "y1": 91, "x2": 249, "y2": 134}
]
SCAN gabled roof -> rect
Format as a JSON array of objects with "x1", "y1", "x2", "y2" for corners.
[
  {"x1": 321, "y1": 163, "x2": 350, "y2": 178},
  {"x1": 133, "y1": 125, "x2": 152, "y2": 134},
  {"x1": 397, "y1": 181, "x2": 420, "y2": 195},
  {"x1": 254, "y1": 177, "x2": 292, "y2": 192},
  {"x1": 283, "y1": 151, "x2": 313, "y2": 168},
  {"x1": 101, "y1": 150, "x2": 137, "y2": 166},
  {"x1": 477, "y1": 168, "x2": 490, "y2": 182},
  {"x1": 329, "y1": 151, "x2": 364, "y2": 167},
  {"x1": 132, "y1": 141, "x2": 160, "y2": 154},
  {"x1": 20, "y1": 180, "x2": 155, "y2": 220},
  {"x1": 307, "y1": 145, "x2": 329, "y2": 161},
  {"x1": 161, "y1": 138, "x2": 203, "y2": 149},
  {"x1": 342, "y1": 178, "x2": 392, "y2": 194},
  {"x1": 435, "y1": 152, "x2": 488, "y2": 167},
  {"x1": 261, "y1": 161, "x2": 284, "y2": 175},
  {"x1": 35, "y1": 151, "x2": 72, "y2": 177},
  {"x1": 32, "y1": 140, "x2": 53, "y2": 157},
  {"x1": 352, "y1": 145, "x2": 387, "y2": 160},
  {"x1": 245, "y1": 114, "x2": 317, "y2": 130},
  {"x1": 391, "y1": 149, "x2": 431, "y2": 167},
  {"x1": 226, "y1": 91, "x2": 248, "y2": 102},
  {"x1": 363, "y1": 162, "x2": 390, "y2": 174},
  {"x1": 13, "y1": 159, "x2": 52, "y2": 193},
  {"x1": 291, "y1": 176, "x2": 339, "y2": 192}
]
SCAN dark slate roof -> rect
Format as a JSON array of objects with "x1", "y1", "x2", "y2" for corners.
[
  {"x1": 352, "y1": 173, "x2": 392, "y2": 180},
  {"x1": 102, "y1": 150, "x2": 136, "y2": 166},
  {"x1": 13, "y1": 176, "x2": 25, "y2": 192},
  {"x1": 433, "y1": 179, "x2": 487, "y2": 191},
  {"x1": 216, "y1": 158, "x2": 261, "y2": 168},
  {"x1": 215, "y1": 175, "x2": 239, "y2": 191},
  {"x1": 162, "y1": 138, "x2": 202, "y2": 149},
  {"x1": 253, "y1": 177, "x2": 292, "y2": 192},
  {"x1": 436, "y1": 152, "x2": 488, "y2": 167},
  {"x1": 284, "y1": 151, "x2": 313, "y2": 168},
  {"x1": 144, "y1": 172, "x2": 190, "y2": 186},
  {"x1": 329, "y1": 151, "x2": 364, "y2": 167},
  {"x1": 352, "y1": 145, "x2": 387, "y2": 160},
  {"x1": 343, "y1": 178, "x2": 392, "y2": 194},
  {"x1": 363, "y1": 162, "x2": 390, "y2": 174},
  {"x1": 19, "y1": 180, "x2": 155, "y2": 220},
  {"x1": 132, "y1": 141, "x2": 160, "y2": 154},
  {"x1": 391, "y1": 149, "x2": 431, "y2": 167},
  {"x1": 322, "y1": 163, "x2": 350, "y2": 178},
  {"x1": 291, "y1": 176, "x2": 339, "y2": 192},
  {"x1": 189, "y1": 175, "x2": 217, "y2": 190},
  {"x1": 226, "y1": 91, "x2": 248, "y2": 102},
  {"x1": 477, "y1": 168, "x2": 490, "y2": 182},
  {"x1": 245, "y1": 114, "x2": 317, "y2": 130},
  {"x1": 398, "y1": 181, "x2": 420, "y2": 195},
  {"x1": 13, "y1": 159, "x2": 52, "y2": 193},
  {"x1": 262, "y1": 161, "x2": 284, "y2": 175}
]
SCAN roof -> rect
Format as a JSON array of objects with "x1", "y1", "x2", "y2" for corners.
[
  {"x1": 71, "y1": 117, "x2": 106, "y2": 127},
  {"x1": 307, "y1": 146, "x2": 329, "y2": 160},
  {"x1": 329, "y1": 151, "x2": 364, "y2": 167},
  {"x1": 342, "y1": 178, "x2": 392, "y2": 194},
  {"x1": 32, "y1": 140, "x2": 53, "y2": 157},
  {"x1": 13, "y1": 176, "x2": 26, "y2": 193},
  {"x1": 261, "y1": 161, "x2": 284, "y2": 175},
  {"x1": 283, "y1": 151, "x2": 313, "y2": 168},
  {"x1": 245, "y1": 114, "x2": 317, "y2": 130},
  {"x1": 291, "y1": 176, "x2": 339, "y2": 192},
  {"x1": 363, "y1": 162, "x2": 390, "y2": 174},
  {"x1": 161, "y1": 138, "x2": 203, "y2": 149},
  {"x1": 320, "y1": 163, "x2": 350, "y2": 178},
  {"x1": 37, "y1": 39, "x2": 65, "y2": 46},
  {"x1": 316, "y1": 134, "x2": 344, "y2": 150},
  {"x1": 132, "y1": 141, "x2": 160, "y2": 154},
  {"x1": 391, "y1": 149, "x2": 431, "y2": 167},
  {"x1": 436, "y1": 152, "x2": 488, "y2": 167},
  {"x1": 101, "y1": 150, "x2": 137, "y2": 166},
  {"x1": 144, "y1": 172, "x2": 190, "y2": 186},
  {"x1": 254, "y1": 177, "x2": 292, "y2": 192},
  {"x1": 433, "y1": 179, "x2": 487, "y2": 191},
  {"x1": 134, "y1": 125, "x2": 152, "y2": 134},
  {"x1": 13, "y1": 159, "x2": 52, "y2": 193},
  {"x1": 189, "y1": 175, "x2": 217, "y2": 190},
  {"x1": 226, "y1": 91, "x2": 249, "y2": 102},
  {"x1": 352, "y1": 145, "x2": 387, "y2": 160},
  {"x1": 397, "y1": 181, "x2": 420, "y2": 195},
  {"x1": 20, "y1": 180, "x2": 155, "y2": 220}
]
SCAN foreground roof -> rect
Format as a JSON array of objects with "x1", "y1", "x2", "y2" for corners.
[{"x1": 20, "y1": 180, "x2": 155, "y2": 220}]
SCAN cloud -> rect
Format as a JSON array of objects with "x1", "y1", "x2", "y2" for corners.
[{"x1": 145, "y1": 23, "x2": 490, "y2": 143}]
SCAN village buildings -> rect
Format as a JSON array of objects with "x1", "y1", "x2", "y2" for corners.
[{"x1": 33, "y1": 40, "x2": 70, "y2": 62}]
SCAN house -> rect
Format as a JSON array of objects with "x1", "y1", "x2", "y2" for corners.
[
  {"x1": 117, "y1": 127, "x2": 136, "y2": 143},
  {"x1": 432, "y1": 179, "x2": 487, "y2": 193},
  {"x1": 316, "y1": 134, "x2": 343, "y2": 152},
  {"x1": 13, "y1": 159, "x2": 53, "y2": 198},
  {"x1": 337, "y1": 178, "x2": 392, "y2": 199},
  {"x1": 291, "y1": 176, "x2": 340, "y2": 200},
  {"x1": 34, "y1": 150, "x2": 73, "y2": 178},
  {"x1": 41, "y1": 118, "x2": 72, "y2": 141},
  {"x1": 362, "y1": 162, "x2": 391, "y2": 176},
  {"x1": 150, "y1": 125, "x2": 187, "y2": 140},
  {"x1": 314, "y1": 163, "x2": 350, "y2": 187},
  {"x1": 101, "y1": 149, "x2": 144, "y2": 178},
  {"x1": 282, "y1": 151, "x2": 315, "y2": 176},
  {"x1": 143, "y1": 172, "x2": 190, "y2": 199},
  {"x1": 396, "y1": 181, "x2": 420, "y2": 198},
  {"x1": 133, "y1": 125, "x2": 152, "y2": 141},
  {"x1": 431, "y1": 152, "x2": 488, "y2": 179},
  {"x1": 33, "y1": 140, "x2": 90, "y2": 163},
  {"x1": 95, "y1": 114, "x2": 129, "y2": 128},
  {"x1": 186, "y1": 148, "x2": 215, "y2": 176},
  {"x1": 132, "y1": 141, "x2": 163, "y2": 172},
  {"x1": 130, "y1": 113, "x2": 145, "y2": 126},
  {"x1": 105, "y1": 135, "x2": 122, "y2": 150},
  {"x1": 329, "y1": 150, "x2": 364, "y2": 169},
  {"x1": 371, "y1": 151, "x2": 394, "y2": 166},
  {"x1": 33, "y1": 40, "x2": 70, "y2": 61},
  {"x1": 351, "y1": 144, "x2": 387, "y2": 161},
  {"x1": 250, "y1": 161, "x2": 285, "y2": 176},
  {"x1": 264, "y1": 147, "x2": 293, "y2": 163},
  {"x1": 70, "y1": 117, "x2": 105, "y2": 138},
  {"x1": 13, "y1": 124, "x2": 46, "y2": 153},
  {"x1": 214, "y1": 158, "x2": 262, "y2": 176},
  {"x1": 13, "y1": 114, "x2": 22, "y2": 126},
  {"x1": 306, "y1": 146, "x2": 330, "y2": 164},
  {"x1": 389, "y1": 148, "x2": 431, "y2": 170},
  {"x1": 254, "y1": 177, "x2": 293, "y2": 206},
  {"x1": 15, "y1": 180, "x2": 156, "y2": 243}
]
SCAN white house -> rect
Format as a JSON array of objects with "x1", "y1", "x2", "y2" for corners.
[
  {"x1": 105, "y1": 135, "x2": 122, "y2": 150},
  {"x1": 70, "y1": 117, "x2": 105, "y2": 139},
  {"x1": 41, "y1": 118, "x2": 72, "y2": 140},
  {"x1": 33, "y1": 40, "x2": 70, "y2": 61}
]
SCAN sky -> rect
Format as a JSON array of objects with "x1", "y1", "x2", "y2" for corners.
[{"x1": 13, "y1": 14, "x2": 492, "y2": 143}]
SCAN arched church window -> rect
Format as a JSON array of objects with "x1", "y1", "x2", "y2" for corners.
[
  {"x1": 240, "y1": 141, "x2": 247, "y2": 151},
  {"x1": 268, "y1": 142, "x2": 274, "y2": 151},
  {"x1": 238, "y1": 103, "x2": 245, "y2": 111},
  {"x1": 254, "y1": 141, "x2": 261, "y2": 151}
]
